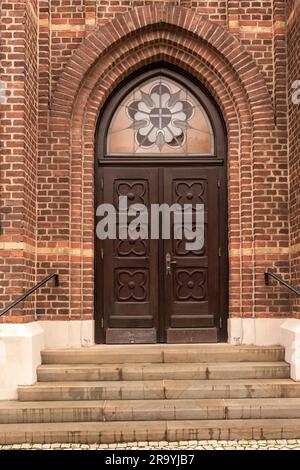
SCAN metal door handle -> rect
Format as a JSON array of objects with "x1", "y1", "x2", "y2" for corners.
[{"x1": 166, "y1": 253, "x2": 177, "y2": 275}]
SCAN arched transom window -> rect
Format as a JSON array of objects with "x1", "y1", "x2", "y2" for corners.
[{"x1": 107, "y1": 76, "x2": 214, "y2": 156}]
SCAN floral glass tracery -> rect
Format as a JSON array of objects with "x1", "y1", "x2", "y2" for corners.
[{"x1": 107, "y1": 76, "x2": 214, "y2": 155}]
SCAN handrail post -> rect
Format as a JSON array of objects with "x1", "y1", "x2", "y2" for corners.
[
  {"x1": 54, "y1": 274, "x2": 59, "y2": 287},
  {"x1": 264, "y1": 271, "x2": 269, "y2": 286}
]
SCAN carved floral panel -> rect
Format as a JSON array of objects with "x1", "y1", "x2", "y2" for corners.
[
  {"x1": 116, "y1": 269, "x2": 149, "y2": 302},
  {"x1": 175, "y1": 269, "x2": 207, "y2": 301}
]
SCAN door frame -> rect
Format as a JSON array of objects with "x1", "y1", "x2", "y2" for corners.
[{"x1": 94, "y1": 63, "x2": 228, "y2": 344}]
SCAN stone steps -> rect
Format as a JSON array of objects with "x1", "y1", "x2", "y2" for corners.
[
  {"x1": 2, "y1": 419, "x2": 300, "y2": 444},
  {"x1": 2, "y1": 344, "x2": 300, "y2": 443},
  {"x1": 18, "y1": 378, "x2": 300, "y2": 401},
  {"x1": 37, "y1": 361, "x2": 290, "y2": 382},
  {"x1": 2, "y1": 398, "x2": 300, "y2": 424},
  {"x1": 41, "y1": 345, "x2": 285, "y2": 364}
]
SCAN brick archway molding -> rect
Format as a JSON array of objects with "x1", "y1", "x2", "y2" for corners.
[{"x1": 41, "y1": 5, "x2": 288, "y2": 346}]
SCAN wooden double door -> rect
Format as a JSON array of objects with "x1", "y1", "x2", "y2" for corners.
[{"x1": 95, "y1": 164, "x2": 227, "y2": 344}]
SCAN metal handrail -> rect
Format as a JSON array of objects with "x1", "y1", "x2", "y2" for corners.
[
  {"x1": 0, "y1": 273, "x2": 59, "y2": 317},
  {"x1": 264, "y1": 271, "x2": 300, "y2": 297}
]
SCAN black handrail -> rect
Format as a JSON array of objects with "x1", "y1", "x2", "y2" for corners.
[
  {"x1": 265, "y1": 271, "x2": 300, "y2": 297},
  {"x1": 0, "y1": 273, "x2": 59, "y2": 317}
]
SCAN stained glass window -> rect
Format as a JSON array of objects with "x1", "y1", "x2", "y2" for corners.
[{"x1": 107, "y1": 76, "x2": 214, "y2": 156}]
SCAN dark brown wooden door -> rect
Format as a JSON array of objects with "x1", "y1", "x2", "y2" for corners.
[
  {"x1": 97, "y1": 165, "x2": 225, "y2": 344},
  {"x1": 163, "y1": 168, "x2": 220, "y2": 343},
  {"x1": 101, "y1": 167, "x2": 159, "y2": 344}
]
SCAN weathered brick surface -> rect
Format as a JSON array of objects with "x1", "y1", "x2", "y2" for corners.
[
  {"x1": 288, "y1": 0, "x2": 300, "y2": 314},
  {"x1": 0, "y1": 0, "x2": 38, "y2": 320},
  {"x1": 0, "y1": 1, "x2": 297, "y2": 324}
]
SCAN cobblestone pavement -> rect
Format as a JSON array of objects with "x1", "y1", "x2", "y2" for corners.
[{"x1": 1, "y1": 440, "x2": 300, "y2": 450}]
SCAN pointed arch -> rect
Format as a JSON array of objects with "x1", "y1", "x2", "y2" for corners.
[{"x1": 51, "y1": 5, "x2": 273, "y2": 125}]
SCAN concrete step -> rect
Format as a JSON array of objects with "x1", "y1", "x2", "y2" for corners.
[
  {"x1": 37, "y1": 362, "x2": 290, "y2": 382},
  {"x1": 1, "y1": 419, "x2": 300, "y2": 444},
  {"x1": 41, "y1": 345, "x2": 285, "y2": 365},
  {"x1": 18, "y1": 379, "x2": 300, "y2": 401},
  {"x1": 3, "y1": 398, "x2": 300, "y2": 424}
]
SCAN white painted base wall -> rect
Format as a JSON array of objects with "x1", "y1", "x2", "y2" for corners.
[
  {"x1": 1, "y1": 318, "x2": 300, "y2": 400},
  {"x1": 228, "y1": 317, "x2": 300, "y2": 381},
  {"x1": 228, "y1": 318, "x2": 284, "y2": 346},
  {"x1": 0, "y1": 323, "x2": 44, "y2": 400},
  {"x1": 0, "y1": 320, "x2": 94, "y2": 400},
  {"x1": 40, "y1": 320, "x2": 94, "y2": 349},
  {"x1": 280, "y1": 319, "x2": 300, "y2": 382}
]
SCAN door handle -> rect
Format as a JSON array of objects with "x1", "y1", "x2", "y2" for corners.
[{"x1": 166, "y1": 252, "x2": 177, "y2": 276}]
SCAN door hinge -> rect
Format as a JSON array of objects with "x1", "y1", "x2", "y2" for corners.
[
  {"x1": 101, "y1": 317, "x2": 104, "y2": 328},
  {"x1": 217, "y1": 178, "x2": 221, "y2": 188},
  {"x1": 101, "y1": 177, "x2": 104, "y2": 191},
  {"x1": 218, "y1": 247, "x2": 222, "y2": 257},
  {"x1": 101, "y1": 247, "x2": 104, "y2": 260},
  {"x1": 219, "y1": 317, "x2": 223, "y2": 329}
]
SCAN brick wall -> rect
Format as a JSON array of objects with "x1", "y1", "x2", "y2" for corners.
[
  {"x1": 0, "y1": 0, "x2": 39, "y2": 321},
  {"x1": 288, "y1": 0, "x2": 300, "y2": 314},
  {"x1": 0, "y1": 1, "x2": 295, "y2": 324}
]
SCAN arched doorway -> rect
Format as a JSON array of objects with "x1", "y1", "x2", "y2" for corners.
[{"x1": 95, "y1": 65, "x2": 228, "y2": 344}]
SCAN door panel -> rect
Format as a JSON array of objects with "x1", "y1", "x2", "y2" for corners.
[
  {"x1": 102, "y1": 167, "x2": 159, "y2": 344},
  {"x1": 163, "y1": 168, "x2": 220, "y2": 343},
  {"x1": 98, "y1": 166, "x2": 224, "y2": 344}
]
